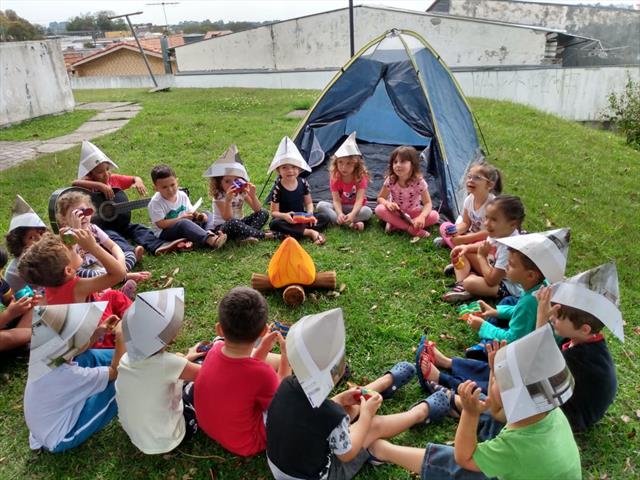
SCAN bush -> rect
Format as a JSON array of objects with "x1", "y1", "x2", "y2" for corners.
[{"x1": 605, "y1": 75, "x2": 640, "y2": 150}]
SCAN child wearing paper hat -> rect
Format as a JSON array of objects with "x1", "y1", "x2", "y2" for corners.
[
  {"x1": 266, "y1": 308, "x2": 441, "y2": 480},
  {"x1": 0, "y1": 247, "x2": 34, "y2": 352},
  {"x1": 268, "y1": 136, "x2": 331, "y2": 244},
  {"x1": 316, "y1": 132, "x2": 373, "y2": 231},
  {"x1": 116, "y1": 288, "x2": 205, "y2": 454},
  {"x1": 24, "y1": 302, "x2": 125, "y2": 452},
  {"x1": 535, "y1": 262, "x2": 622, "y2": 432},
  {"x1": 204, "y1": 145, "x2": 273, "y2": 242},
  {"x1": 369, "y1": 326, "x2": 581, "y2": 479},
  {"x1": 3, "y1": 195, "x2": 48, "y2": 293}
]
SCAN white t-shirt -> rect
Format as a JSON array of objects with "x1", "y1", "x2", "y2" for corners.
[
  {"x1": 211, "y1": 192, "x2": 247, "y2": 228},
  {"x1": 24, "y1": 363, "x2": 110, "y2": 451},
  {"x1": 488, "y1": 229, "x2": 524, "y2": 297},
  {"x1": 147, "y1": 191, "x2": 194, "y2": 237},
  {"x1": 462, "y1": 193, "x2": 495, "y2": 233},
  {"x1": 115, "y1": 351, "x2": 188, "y2": 454}
]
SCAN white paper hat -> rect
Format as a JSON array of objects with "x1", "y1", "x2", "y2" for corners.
[
  {"x1": 286, "y1": 308, "x2": 346, "y2": 408},
  {"x1": 78, "y1": 141, "x2": 119, "y2": 178},
  {"x1": 496, "y1": 228, "x2": 570, "y2": 283},
  {"x1": 267, "y1": 136, "x2": 311, "y2": 174},
  {"x1": 28, "y1": 301, "x2": 108, "y2": 381},
  {"x1": 334, "y1": 132, "x2": 362, "y2": 158},
  {"x1": 494, "y1": 324, "x2": 574, "y2": 424},
  {"x1": 9, "y1": 195, "x2": 47, "y2": 232},
  {"x1": 122, "y1": 288, "x2": 184, "y2": 362},
  {"x1": 551, "y1": 263, "x2": 623, "y2": 342},
  {"x1": 203, "y1": 144, "x2": 249, "y2": 180}
]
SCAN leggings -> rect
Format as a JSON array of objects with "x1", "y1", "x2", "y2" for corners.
[
  {"x1": 214, "y1": 210, "x2": 269, "y2": 241},
  {"x1": 374, "y1": 205, "x2": 439, "y2": 237},
  {"x1": 159, "y1": 212, "x2": 216, "y2": 247},
  {"x1": 315, "y1": 201, "x2": 373, "y2": 225}
]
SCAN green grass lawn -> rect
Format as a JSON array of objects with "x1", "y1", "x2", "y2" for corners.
[
  {"x1": 0, "y1": 88, "x2": 638, "y2": 480},
  {"x1": 0, "y1": 110, "x2": 97, "y2": 141}
]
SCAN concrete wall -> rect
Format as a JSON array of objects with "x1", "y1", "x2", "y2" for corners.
[
  {"x1": 432, "y1": 0, "x2": 640, "y2": 65},
  {"x1": 175, "y1": 6, "x2": 551, "y2": 72},
  {"x1": 71, "y1": 74, "x2": 174, "y2": 90},
  {"x1": 0, "y1": 40, "x2": 75, "y2": 127}
]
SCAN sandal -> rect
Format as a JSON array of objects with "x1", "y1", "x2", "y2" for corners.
[
  {"x1": 312, "y1": 232, "x2": 326, "y2": 245},
  {"x1": 413, "y1": 390, "x2": 450, "y2": 425},
  {"x1": 155, "y1": 238, "x2": 191, "y2": 255},
  {"x1": 442, "y1": 282, "x2": 472, "y2": 303},
  {"x1": 209, "y1": 232, "x2": 227, "y2": 250},
  {"x1": 415, "y1": 336, "x2": 437, "y2": 392},
  {"x1": 379, "y1": 361, "x2": 416, "y2": 399},
  {"x1": 427, "y1": 381, "x2": 462, "y2": 418}
]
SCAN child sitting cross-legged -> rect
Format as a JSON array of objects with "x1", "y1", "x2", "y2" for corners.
[
  {"x1": 24, "y1": 302, "x2": 125, "y2": 452},
  {"x1": 195, "y1": 286, "x2": 291, "y2": 457},
  {"x1": 148, "y1": 164, "x2": 227, "y2": 251},
  {"x1": 115, "y1": 288, "x2": 205, "y2": 454},
  {"x1": 266, "y1": 308, "x2": 445, "y2": 480},
  {"x1": 535, "y1": 262, "x2": 623, "y2": 432},
  {"x1": 0, "y1": 247, "x2": 35, "y2": 353},
  {"x1": 369, "y1": 328, "x2": 582, "y2": 480},
  {"x1": 18, "y1": 231, "x2": 131, "y2": 349}
]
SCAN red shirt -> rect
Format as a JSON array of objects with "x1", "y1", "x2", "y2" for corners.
[
  {"x1": 109, "y1": 174, "x2": 135, "y2": 190},
  {"x1": 195, "y1": 341, "x2": 279, "y2": 456},
  {"x1": 329, "y1": 175, "x2": 368, "y2": 206},
  {"x1": 45, "y1": 277, "x2": 132, "y2": 349}
]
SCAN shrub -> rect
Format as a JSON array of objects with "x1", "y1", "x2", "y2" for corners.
[{"x1": 605, "y1": 75, "x2": 640, "y2": 150}]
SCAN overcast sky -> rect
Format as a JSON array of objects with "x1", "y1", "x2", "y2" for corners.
[{"x1": 2, "y1": 0, "x2": 636, "y2": 27}]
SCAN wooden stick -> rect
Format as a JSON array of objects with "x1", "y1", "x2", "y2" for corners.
[
  {"x1": 251, "y1": 271, "x2": 337, "y2": 291},
  {"x1": 251, "y1": 273, "x2": 273, "y2": 291},
  {"x1": 283, "y1": 285, "x2": 306, "y2": 306}
]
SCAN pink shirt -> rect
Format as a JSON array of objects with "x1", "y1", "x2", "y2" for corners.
[
  {"x1": 383, "y1": 176, "x2": 428, "y2": 212},
  {"x1": 330, "y1": 176, "x2": 368, "y2": 206}
]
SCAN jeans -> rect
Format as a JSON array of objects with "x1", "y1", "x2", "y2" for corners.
[{"x1": 159, "y1": 212, "x2": 216, "y2": 246}]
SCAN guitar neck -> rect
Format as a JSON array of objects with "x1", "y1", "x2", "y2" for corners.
[{"x1": 114, "y1": 198, "x2": 151, "y2": 214}]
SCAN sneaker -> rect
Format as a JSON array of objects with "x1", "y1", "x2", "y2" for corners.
[
  {"x1": 442, "y1": 283, "x2": 472, "y2": 303},
  {"x1": 443, "y1": 264, "x2": 455, "y2": 276},
  {"x1": 433, "y1": 236, "x2": 445, "y2": 248}
]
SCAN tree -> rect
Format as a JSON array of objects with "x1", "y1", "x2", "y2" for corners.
[
  {"x1": 66, "y1": 11, "x2": 128, "y2": 33},
  {"x1": 66, "y1": 13, "x2": 95, "y2": 32},
  {"x1": 0, "y1": 10, "x2": 44, "y2": 42}
]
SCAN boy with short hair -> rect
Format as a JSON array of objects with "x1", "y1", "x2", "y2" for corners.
[
  {"x1": 536, "y1": 262, "x2": 622, "y2": 432},
  {"x1": 115, "y1": 288, "x2": 205, "y2": 454},
  {"x1": 148, "y1": 164, "x2": 227, "y2": 250},
  {"x1": 195, "y1": 286, "x2": 290, "y2": 456},
  {"x1": 370, "y1": 326, "x2": 582, "y2": 480},
  {"x1": 72, "y1": 141, "x2": 187, "y2": 256},
  {"x1": 24, "y1": 302, "x2": 125, "y2": 452}
]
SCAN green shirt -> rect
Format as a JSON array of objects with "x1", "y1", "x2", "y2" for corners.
[{"x1": 473, "y1": 408, "x2": 582, "y2": 480}]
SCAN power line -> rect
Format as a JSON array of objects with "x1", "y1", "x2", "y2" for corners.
[{"x1": 146, "y1": 2, "x2": 179, "y2": 32}]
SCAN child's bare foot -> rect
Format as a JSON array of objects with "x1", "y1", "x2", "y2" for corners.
[
  {"x1": 263, "y1": 231, "x2": 276, "y2": 240},
  {"x1": 134, "y1": 246, "x2": 144, "y2": 262},
  {"x1": 305, "y1": 229, "x2": 326, "y2": 245},
  {"x1": 126, "y1": 271, "x2": 151, "y2": 283},
  {"x1": 121, "y1": 279, "x2": 137, "y2": 301},
  {"x1": 155, "y1": 238, "x2": 192, "y2": 255},
  {"x1": 350, "y1": 221, "x2": 364, "y2": 231},
  {"x1": 206, "y1": 232, "x2": 227, "y2": 250}
]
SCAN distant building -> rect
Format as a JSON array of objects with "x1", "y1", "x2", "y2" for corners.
[
  {"x1": 204, "y1": 30, "x2": 232, "y2": 39},
  {"x1": 427, "y1": 0, "x2": 640, "y2": 65}
]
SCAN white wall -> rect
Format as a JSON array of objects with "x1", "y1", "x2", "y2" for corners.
[
  {"x1": 71, "y1": 74, "x2": 174, "y2": 90},
  {"x1": 175, "y1": 6, "x2": 549, "y2": 72},
  {"x1": 0, "y1": 40, "x2": 75, "y2": 127}
]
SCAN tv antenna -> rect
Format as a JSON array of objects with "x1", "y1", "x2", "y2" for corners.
[{"x1": 146, "y1": 2, "x2": 180, "y2": 32}]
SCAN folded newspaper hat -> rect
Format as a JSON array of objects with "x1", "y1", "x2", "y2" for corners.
[
  {"x1": 334, "y1": 132, "x2": 362, "y2": 158},
  {"x1": 203, "y1": 144, "x2": 249, "y2": 180},
  {"x1": 78, "y1": 141, "x2": 119, "y2": 178},
  {"x1": 267, "y1": 136, "x2": 311, "y2": 174},
  {"x1": 122, "y1": 288, "x2": 184, "y2": 362},
  {"x1": 29, "y1": 301, "x2": 108, "y2": 381},
  {"x1": 551, "y1": 262, "x2": 623, "y2": 342},
  {"x1": 9, "y1": 195, "x2": 47, "y2": 232},
  {"x1": 286, "y1": 308, "x2": 346, "y2": 408},
  {"x1": 496, "y1": 228, "x2": 570, "y2": 283},
  {"x1": 493, "y1": 324, "x2": 574, "y2": 424}
]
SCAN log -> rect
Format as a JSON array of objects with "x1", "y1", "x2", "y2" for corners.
[
  {"x1": 251, "y1": 271, "x2": 337, "y2": 291},
  {"x1": 251, "y1": 273, "x2": 273, "y2": 291},
  {"x1": 283, "y1": 285, "x2": 306, "y2": 306}
]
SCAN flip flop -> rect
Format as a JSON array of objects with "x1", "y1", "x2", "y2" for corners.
[
  {"x1": 212, "y1": 233, "x2": 227, "y2": 250},
  {"x1": 415, "y1": 336, "x2": 437, "y2": 393},
  {"x1": 155, "y1": 238, "x2": 190, "y2": 255},
  {"x1": 379, "y1": 361, "x2": 416, "y2": 399}
]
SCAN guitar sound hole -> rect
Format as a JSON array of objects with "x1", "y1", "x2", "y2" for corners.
[{"x1": 100, "y1": 204, "x2": 117, "y2": 221}]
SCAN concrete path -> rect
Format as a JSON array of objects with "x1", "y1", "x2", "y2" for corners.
[{"x1": 0, "y1": 102, "x2": 141, "y2": 171}]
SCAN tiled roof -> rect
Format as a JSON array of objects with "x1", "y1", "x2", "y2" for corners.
[{"x1": 70, "y1": 34, "x2": 184, "y2": 67}]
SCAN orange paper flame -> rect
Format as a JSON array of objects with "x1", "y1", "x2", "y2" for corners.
[{"x1": 268, "y1": 237, "x2": 316, "y2": 288}]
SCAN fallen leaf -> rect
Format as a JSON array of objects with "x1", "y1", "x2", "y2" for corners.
[
  {"x1": 430, "y1": 289, "x2": 437, "y2": 294},
  {"x1": 573, "y1": 197, "x2": 583, "y2": 204},
  {"x1": 439, "y1": 334, "x2": 456, "y2": 340},
  {"x1": 621, "y1": 415, "x2": 632, "y2": 423},
  {"x1": 326, "y1": 291, "x2": 340, "y2": 298},
  {"x1": 161, "y1": 277, "x2": 174, "y2": 288},
  {"x1": 338, "y1": 283, "x2": 346, "y2": 293},
  {"x1": 633, "y1": 326, "x2": 640, "y2": 335},
  {"x1": 628, "y1": 428, "x2": 636, "y2": 439},
  {"x1": 623, "y1": 457, "x2": 633, "y2": 473},
  {"x1": 172, "y1": 267, "x2": 180, "y2": 276},
  {"x1": 309, "y1": 293, "x2": 318, "y2": 303},
  {"x1": 545, "y1": 218, "x2": 552, "y2": 227},
  {"x1": 600, "y1": 473, "x2": 609, "y2": 480},
  {"x1": 370, "y1": 304, "x2": 378, "y2": 311}
]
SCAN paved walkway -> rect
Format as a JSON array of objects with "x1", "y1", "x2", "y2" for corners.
[{"x1": 0, "y1": 102, "x2": 142, "y2": 171}]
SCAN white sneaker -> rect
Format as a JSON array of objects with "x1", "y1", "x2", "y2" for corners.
[{"x1": 433, "y1": 236, "x2": 445, "y2": 248}]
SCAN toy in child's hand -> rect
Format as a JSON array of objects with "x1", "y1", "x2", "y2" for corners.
[
  {"x1": 14, "y1": 285, "x2": 35, "y2": 301},
  {"x1": 196, "y1": 342, "x2": 213, "y2": 353},
  {"x1": 445, "y1": 225, "x2": 458, "y2": 236},
  {"x1": 395, "y1": 210, "x2": 413, "y2": 225},
  {"x1": 270, "y1": 320, "x2": 292, "y2": 338},
  {"x1": 354, "y1": 388, "x2": 375, "y2": 401},
  {"x1": 232, "y1": 178, "x2": 247, "y2": 191},
  {"x1": 458, "y1": 301, "x2": 482, "y2": 317},
  {"x1": 73, "y1": 207, "x2": 94, "y2": 218},
  {"x1": 61, "y1": 230, "x2": 77, "y2": 245},
  {"x1": 454, "y1": 256, "x2": 465, "y2": 269},
  {"x1": 291, "y1": 212, "x2": 317, "y2": 224}
]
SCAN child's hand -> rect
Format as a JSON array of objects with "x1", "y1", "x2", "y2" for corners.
[
  {"x1": 307, "y1": 215, "x2": 318, "y2": 226},
  {"x1": 98, "y1": 183, "x2": 115, "y2": 200},
  {"x1": 186, "y1": 342, "x2": 208, "y2": 362},
  {"x1": 413, "y1": 215, "x2": 426, "y2": 230},
  {"x1": 69, "y1": 209, "x2": 85, "y2": 229},
  {"x1": 133, "y1": 177, "x2": 148, "y2": 196},
  {"x1": 333, "y1": 387, "x2": 361, "y2": 407},
  {"x1": 477, "y1": 240, "x2": 492, "y2": 257},
  {"x1": 485, "y1": 339, "x2": 507, "y2": 371},
  {"x1": 451, "y1": 245, "x2": 466, "y2": 262},
  {"x1": 6, "y1": 295, "x2": 34, "y2": 319},
  {"x1": 385, "y1": 201, "x2": 399, "y2": 212},
  {"x1": 337, "y1": 213, "x2": 348, "y2": 225},
  {"x1": 195, "y1": 212, "x2": 207, "y2": 223},
  {"x1": 72, "y1": 227, "x2": 98, "y2": 251},
  {"x1": 252, "y1": 330, "x2": 281, "y2": 361},
  {"x1": 458, "y1": 380, "x2": 486, "y2": 417},
  {"x1": 466, "y1": 314, "x2": 484, "y2": 330},
  {"x1": 246, "y1": 182, "x2": 257, "y2": 197},
  {"x1": 534, "y1": 286, "x2": 557, "y2": 327},
  {"x1": 283, "y1": 212, "x2": 295, "y2": 224},
  {"x1": 179, "y1": 211, "x2": 195, "y2": 220},
  {"x1": 360, "y1": 391, "x2": 383, "y2": 418},
  {"x1": 477, "y1": 300, "x2": 498, "y2": 318}
]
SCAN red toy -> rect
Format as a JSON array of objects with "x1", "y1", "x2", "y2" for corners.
[{"x1": 291, "y1": 212, "x2": 316, "y2": 224}]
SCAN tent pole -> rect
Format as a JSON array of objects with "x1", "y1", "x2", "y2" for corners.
[{"x1": 349, "y1": 0, "x2": 354, "y2": 57}]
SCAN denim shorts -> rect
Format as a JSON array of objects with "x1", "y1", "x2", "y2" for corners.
[{"x1": 421, "y1": 443, "x2": 490, "y2": 480}]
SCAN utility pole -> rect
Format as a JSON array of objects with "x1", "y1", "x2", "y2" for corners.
[
  {"x1": 109, "y1": 11, "x2": 169, "y2": 92},
  {"x1": 146, "y1": 2, "x2": 179, "y2": 33},
  {"x1": 349, "y1": 0, "x2": 354, "y2": 57}
]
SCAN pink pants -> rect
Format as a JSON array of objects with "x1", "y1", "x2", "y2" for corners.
[{"x1": 375, "y1": 205, "x2": 439, "y2": 237}]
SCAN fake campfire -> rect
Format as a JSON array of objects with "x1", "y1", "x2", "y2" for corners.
[{"x1": 251, "y1": 237, "x2": 336, "y2": 305}]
